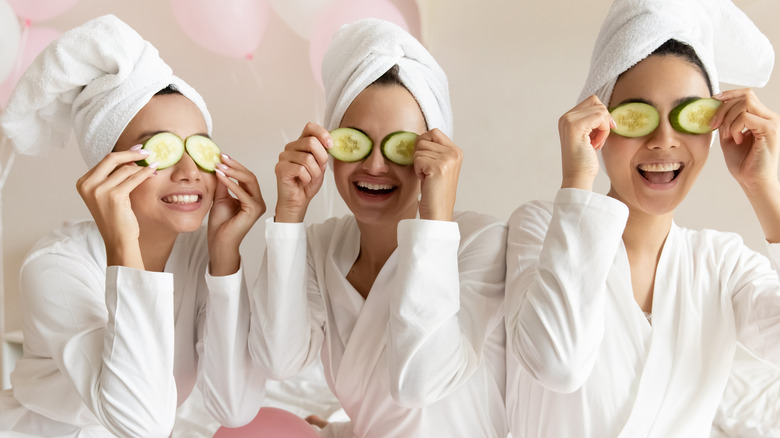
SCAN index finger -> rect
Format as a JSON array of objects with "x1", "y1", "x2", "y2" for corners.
[{"x1": 300, "y1": 121, "x2": 333, "y2": 150}]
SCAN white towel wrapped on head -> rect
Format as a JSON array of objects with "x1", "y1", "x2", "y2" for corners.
[
  {"x1": 0, "y1": 14, "x2": 211, "y2": 168},
  {"x1": 579, "y1": 0, "x2": 774, "y2": 106},
  {"x1": 322, "y1": 18, "x2": 452, "y2": 138}
]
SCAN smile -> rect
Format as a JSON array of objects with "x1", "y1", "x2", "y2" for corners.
[
  {"x1": 162, "y1": 194, "x2": 201, "y2": 204},
  {"x1": 355, "y1": 181, "x2": 397, "y2": 195},
  {"x1": 637, "y1": 162, "x2": 683, "y2": 185}
]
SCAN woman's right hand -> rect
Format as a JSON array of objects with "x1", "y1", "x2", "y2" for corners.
[
  {"x1": 558, "y1": 95, "x2": 615, "y2": 191},
  {"x1": 76, "y1": 145, "x2": 158, "y2": 269},
  {"x1": 274, "y1": 122, "x2": 332, "y2": 223}
]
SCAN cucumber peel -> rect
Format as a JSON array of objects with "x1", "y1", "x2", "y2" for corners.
[
  {"x1": 669, "y1": 98, "x2": 721, "y2": 134},
  {"x1": 329, "y1": 128, "x2": 372, "y2": 162},
  {"x1": 185, "y1": 135, "x2": 222, "y2": 172},
  {"x1": 609, "y1": 102, "x2": 660, "y2": 137},
  {"x1": 381, "y1": 131, "x2": 417, "y2": 165},
  {"x1": 137, "y1": 132, "x2": 185, "y2": 169}
]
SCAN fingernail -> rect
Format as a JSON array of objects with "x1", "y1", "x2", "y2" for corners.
[
  {"x1": 216, "y1": 163, "x2": 228, "y2": 171},
  {"x1": 610, "y1": 116, "x2": 617, "y2": 129},
  {"x1": 326, "y1": 138, "x2": 333, "y2": 149},
  {"x1": 130, "y1": 144, "x2": 143, "y2": 151},
  {"x1": 148, "y1": 161, "x2": 160, "y2": 169},
  {"x1": 153, "y1": 170, "x2": 158, "y2": 176},
  {"x1": 138, "y1": 149, "x2": 151, "y2": 155},
  {"x1": 215, "y1": 168, "x2": 226, "y2": 177},
  {"x1": 221, "y1": 153, "x2": 231, "y2": 161}
]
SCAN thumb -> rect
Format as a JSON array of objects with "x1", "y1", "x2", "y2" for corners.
[{"x1": 214, "y1": 179, "x2": 230, "y2": 204}]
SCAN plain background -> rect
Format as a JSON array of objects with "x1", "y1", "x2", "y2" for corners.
[{"x1": 1, "y1": 0, "x2": 779, "y2": 372}]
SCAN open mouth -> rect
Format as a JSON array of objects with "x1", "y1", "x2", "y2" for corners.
[
  {"x1": 354, "y1": 181, "x2": 397, "y2": 196},
  {"x1": 637, "y1": 162, "x2": 683, "y2": 185},
  {"x1": 162, "y1": 194, "x2": 201, "y2": 205}
]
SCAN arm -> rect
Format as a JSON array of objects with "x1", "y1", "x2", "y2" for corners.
[
  {"x1": 196, "y1": 265, "x2": 267, "y2": 427},
  {"x1": 248, "y1": 218, "x2": 326, "y2": 380},
  {"x1": 505, "y1": 190, "x2": 628, "y2": 393},
  {"x1": 386, "y1": 216, "x2": 506, "y2": 408},
  {"x1": 20, "y1": 254, "x2": 177, "y2": 438}
]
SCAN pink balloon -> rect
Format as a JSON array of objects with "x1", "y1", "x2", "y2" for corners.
[
  {"x1": 213, "y1": 407, "x2": 319, "y2": 438},
  {"x1": 6, "y1": 0, "x2": 79, "y2": 22},
  {"x1": 309, "y1": 0, "x2": 409, "y2": 88},
  {"x1": 0, "y1": 26, "x2": 61, "y2": 109},
  {"x1": 171, "y1": 0, "x2": 270, "y2": 59}
]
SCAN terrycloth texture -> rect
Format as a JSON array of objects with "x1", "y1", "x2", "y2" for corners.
[
  {"x1": 0, "y1": 14, "x2": 212, "y2": 168},
  {"x1": 579, "y1": 0, "x2": 775, "y2": 106},
  {"x1": 322, "y1": 18, "x2": 453, "y2": 138}
]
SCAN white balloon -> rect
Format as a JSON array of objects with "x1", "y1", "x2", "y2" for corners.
[
  {"x1": 271, "y1": 0, "x2": 334, "y2": 40},
  {"x1": 0, "y1": 0, "x2": 21, "y2": 84}
]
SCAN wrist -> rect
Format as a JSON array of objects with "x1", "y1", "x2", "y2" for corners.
[
  {"x1": 561, "y1": 175, "x2": 595, "y2": 191},
  {"x1": 274, "y1": 205, "x2": 306, "y2": 223}
]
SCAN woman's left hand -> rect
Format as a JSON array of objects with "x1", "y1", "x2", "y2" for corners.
[
  {"x1": 712, "y1": 88, "x2": 780, "y2": 192},
  {"x1": 208, "y1": 153, "x2": 266, "y2": 276},
  {"x1": 414, "y1": 128, "x2": 463, "y2": 221}
]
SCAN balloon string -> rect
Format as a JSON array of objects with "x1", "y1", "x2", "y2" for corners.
[{"x1": 246, "y1": 57, "x2": 262, "y2": 91}]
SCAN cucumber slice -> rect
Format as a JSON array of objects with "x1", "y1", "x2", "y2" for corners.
[
  {"x1": 381, "y1": 131, "x2": 418, "y2": 165},
  {"x1": 185, "y1": 135, "x2": 222, "y2": 172},
  {"x1": 669, "y1": 98, "x2": 721, "y2": 134},
  {"x1": 329, "y1": 128, "x2": 373, "y2": 162},
  {"x1": 610, "y1": 102, "x2": 660, "y2": 137},
  {"x1": 137, "y1": 132, "x2": 185, "y2": 169}
]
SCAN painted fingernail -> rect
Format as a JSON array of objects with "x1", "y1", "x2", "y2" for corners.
[
  {"x1": 130, "y1": 144, "x2": 143, "y2": 151},
  {"x1": 216, "y1": 163, "x2": 228, "y2": 171},
  {"x1": 148, "y1": 161, "x2": 160, "y2": 169},
  {"x1": 610, "y1": 116, "x2": 617, "y2": 128},
  {"x1": 221, "y1": 153, "x2": 231, "y2": 161},
  {"x1": 138, "y1": 149, "x2": 151, "y2": 155},
  {"x1": 326, "y1": 138, "x2": 333, "y2": 149},
  {"x1": 215, "y1": 168, "x2": 226, "y2": 177}
]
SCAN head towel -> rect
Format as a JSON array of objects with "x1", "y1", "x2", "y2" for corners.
[
  {"x1": 0, "y1": 14, "x2": 211, "y2": 168},
  {"x1": 579, "y1": 0, "x2": 774, "y2": 106},
  {"x1": 322, "y1": 18, "x2": 453, "y2": 138}
]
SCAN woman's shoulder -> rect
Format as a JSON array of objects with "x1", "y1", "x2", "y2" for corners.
[{"x1": 24, "y1": 219, "x2": 105, "y2": 265}]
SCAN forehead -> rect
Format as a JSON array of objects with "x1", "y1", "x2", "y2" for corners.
[
  {"x1": 610, "y1": 55, "x2": 710, "y2": 107},
  {"x1": 126, "y1": 93, "x2": 207, "y2": 137},
  {"x1": 339, "y1": 84, "x2": 427, "y2": 139}
]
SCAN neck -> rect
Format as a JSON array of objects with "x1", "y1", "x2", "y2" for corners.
[
  {"x1": 355, "y1": 219, "x2": 399, "y2": 272},
  {"x1": 138, "y1": 226, "x2": 178, "y2": 272},
  {"x1": 621, "y1": 206, "x2": 673, "y2": 255}
]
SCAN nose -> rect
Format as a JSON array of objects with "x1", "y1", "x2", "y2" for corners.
[
  {"x1": 361, "y1": 142, "x2": 389, "y2": 174},
  {"x1": 645, "y1": 118, "x2": 679, "y2": 150},
  {"x1": 169, "y1": 153, "x2": 202, "y2": 181}
]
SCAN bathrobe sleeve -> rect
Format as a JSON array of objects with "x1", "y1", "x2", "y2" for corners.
[
  {"x1": 249, "y1": 218, "x2": 326, "y2": 380},
  {"x1": 386, "y1": 213, "x2": 506, "y2": 408},
  {"x1": 197, "y1": 265, "x2": 266, "y2": 427},
  {"x1": 19, "y1": 255, "x2": 178, "y2": 438},
  {"x1": 730, "y1": 241, "x2": 780, "y2": 366},
  {"x1": 504, "y1": 189, "x2": 629, "y2": 393}
]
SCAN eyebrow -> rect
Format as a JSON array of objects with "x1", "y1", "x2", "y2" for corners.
[
  {"x1": 613, "y1": 95, "x2": 704, "y2": 109},
  {"x1": 134, "y1": 130, "x2": 211, "y2": 143}
]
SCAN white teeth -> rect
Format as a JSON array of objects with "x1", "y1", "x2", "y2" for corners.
[
  {"x1": 163, "y1": 194, "x2": 199, "y2": 204},
  {"x1": 356, "y1": 181, "x2": 394, "y2": 190},
  {"x1": 638, "y1": 162, "x2": 682, "y2": 172}
]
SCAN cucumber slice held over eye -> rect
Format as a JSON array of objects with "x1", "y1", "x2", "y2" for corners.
[
  {"x1": 185, "y1": 135, "x2": 222, "y2": 172},
  {"x1": 669, "y1": 97, "x2": 721, "y2": 134},
  {"x1": 137, "y1": 132, "x2": 185, "y2": 169},
  {"x1": 609, "y1": 102, "x2": 660, "y2": 137},
  {"x1": 381, "y1": 131, "x2": 418, "y2": 165},
  {"x1": 328, "y1": 128, "x2": 373, "y2": 162}
]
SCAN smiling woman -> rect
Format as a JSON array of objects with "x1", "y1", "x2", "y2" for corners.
[
  {"x1": 0, "y1": 15, "x2": 266, "y2": 437},
  {"x1": 504, "y1": 0, "x2": 780, "y2": 437}
]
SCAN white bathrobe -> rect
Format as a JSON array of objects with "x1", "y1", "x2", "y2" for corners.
[
  {"x1": 251, "y1": 212, "x2": 508, "y2": 437},
  {"x1": 0, "y1": 221, "x2": 265, "y2": 438},
  {"x1": 505, "y1": 189, "x2": 780, "y2": 438}
]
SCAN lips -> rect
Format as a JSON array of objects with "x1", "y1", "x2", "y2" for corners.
[
  {"x1": 354, "y1": 180, "x2": 397, "y2": 195},
  {"x1": 162, "y1": 193, "x2": 202, "y2": 205},
  {"x1": 637, "y1": 162, "x2": 683, "y2": 185}
]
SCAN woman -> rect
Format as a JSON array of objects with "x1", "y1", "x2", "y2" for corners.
[
  {"x1": 0, "y1": 16, "x2": 265, "y2": 437},
  {"x1": 250, "y1": 19, "x2": 507, "y2": 437},
  {"x1": 505, "y1": 0, "x2": 780, "y2": 437}
]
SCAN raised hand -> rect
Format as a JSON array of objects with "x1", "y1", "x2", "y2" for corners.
[
  {"x1": 274, "y1": 122, "x2": 332, "y2": 223},
  {"x1": 414, "y1": 128, "x2": 463, "y2": 221},
  {"x1": 558, "y1": 95, "x2": 616, "y2": 191}
]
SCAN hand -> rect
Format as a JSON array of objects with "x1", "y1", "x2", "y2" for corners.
[
  {"x1": 76, "y1": 145, "x2": 158, "y2": 269},
  {"x1": 558, "y1": 95, "x2": 615, "y2": 191},
  {"x1": 208, "y1": 153, "x2": 266, "y2": 276},
  {"x1": 274, "y1": 122, "x2": 332, "y2": 222},
  {"x1": 414, "y1": 128, "x2": 462, "y2": 221},
  {"x1": 711, "y1": 88, "x2": 780, "y2": 193},
  {"x1": 305, "y1": 415, "x2": 329, "y2": 429}
]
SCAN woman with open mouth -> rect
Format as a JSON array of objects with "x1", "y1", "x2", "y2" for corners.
[
  {"x1": 250, "y1": 19, "x2": 507, "y2": 438},
  {"x1": 505, "y1": 0, "x2": 780, "y2": 437}
]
